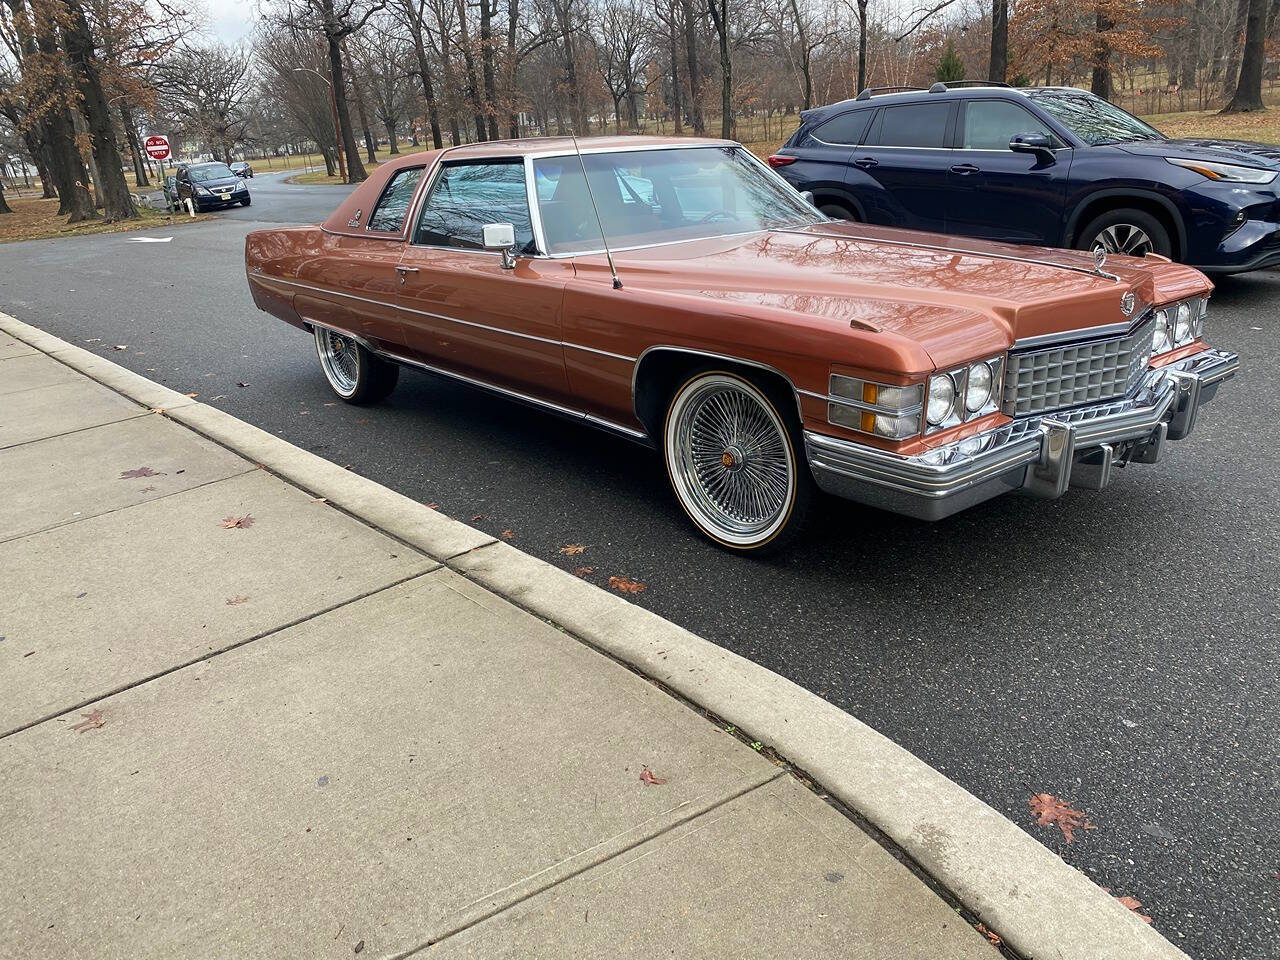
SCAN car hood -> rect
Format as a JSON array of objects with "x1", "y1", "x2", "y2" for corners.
[
  {"x1": 581, "y1": 222, "x2": 1209, "y2": 372},
  {"x1": 1116, "y1": 136, "x2": 1280, "y2": 167},
  {"x1": 196, "y1": 177, "x2": 243, "y2": 190}
]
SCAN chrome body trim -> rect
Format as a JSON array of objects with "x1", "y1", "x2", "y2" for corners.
[
  {"x1": 1013, "y1": 320, "x2": 1134, "y2": 350},
  {"x1": 630, "y1": 344, "x2": 807, "y2": 425},
  {"x1": 265, "y1": 274, "x2": 638, "y2": 362},
  {"x1": 804, "y1": 348, "x2": 1238, "y2": 521}
]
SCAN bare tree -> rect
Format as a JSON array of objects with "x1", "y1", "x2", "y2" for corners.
[{"x1": 155, "y1": 44, "x2": 253, "y2": 163}]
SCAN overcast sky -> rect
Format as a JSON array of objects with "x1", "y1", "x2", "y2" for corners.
[{"x1": 203, "y1": 0, "x2": 256, "y2": 46}]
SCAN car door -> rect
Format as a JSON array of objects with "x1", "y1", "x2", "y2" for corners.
[
  {"x1": 394, "y1": 158, "x2": 573, "y2": 404},
  {"x1": 794, "y1": 110, "x2": 872, "y2": 216},
  {"x1": 848, "y1": 101, "x2": 955, "y2": 232},
  {"x1": 946, "y1": 98, "x2": 1072, "y2": 244}
]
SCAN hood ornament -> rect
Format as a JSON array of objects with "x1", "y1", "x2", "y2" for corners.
[{"x1": 1091, "y1": 245, "x2": 1120, "y2": 282}]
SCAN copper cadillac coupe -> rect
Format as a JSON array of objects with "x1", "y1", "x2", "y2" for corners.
[{"x1": 245, "y1": 136, "x2": 1238, "y2": 551}]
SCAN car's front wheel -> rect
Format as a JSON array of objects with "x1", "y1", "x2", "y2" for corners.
[
  {"x1": 663, "y1": 370, "x2": 812, "y2": 552},
  {"x1": 1077, "y1": 207, "x2": 1172, "y2": 259},
  {"x1": 313, "y1": 326, "x2": 399, "y2": 404},
  {"x1": 241, "y1": 197, "x2": 251, "y2": 207}
]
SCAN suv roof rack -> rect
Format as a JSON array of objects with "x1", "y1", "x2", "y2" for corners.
[
  {"x1": 854, "y1": 85, "x2": 925, "y2": 101},
  {"x1": 928, "y1": 81, "x2": 1013, "y2": 92}
]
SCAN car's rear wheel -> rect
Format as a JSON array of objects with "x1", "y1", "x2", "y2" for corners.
[
  {"x1": 313, "y1": 326, "x2": 399, "y2": 404},
  {"x1": 663, "y1": 370, "x2": 812, "y2": 553},
  {"x1": 819, "y1": 201, "x2": 858, "y2": 221},
  {"x1": 1077, "y1": 207, "x2": 1172, "y2": 259}
]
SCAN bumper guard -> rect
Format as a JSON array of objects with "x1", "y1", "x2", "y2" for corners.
[{"x1": 805, "y1": 348, "x2": 1239, "y2": 521}]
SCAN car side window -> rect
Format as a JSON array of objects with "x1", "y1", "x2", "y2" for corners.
[
  {"x1": 871, "y1": 103, "x2": 951, "y2": 148},
  {"x1": 413, "y1": 161, "x2": 534, "y2": 252},
  {"x1": 367, "y1": 167, "x2": 423, "y2": 232},
  {"x1": 811, "y1": 110, "x2": 870, "y2": 146},
  {"x1": 962, "y1": 100, "x2": 1055, "y2": 150}
]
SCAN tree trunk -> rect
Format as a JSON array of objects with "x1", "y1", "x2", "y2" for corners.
[
  {"x1": 989, "y1": 0, "x2": 1008, "y2": 84},
  {"x1": 386, "y1": 120, "x2": 400, "y2": 152},
  {"x1": 679, "y1": 0, "x2": 704, "y2": 133},
  {"x1": 404, "y1": 0, "x2": 444, "y2": 148},
  {"x1": 62, "y1": 0, "x2": 137, "y2": 221},
  {"x1": 1222, "y1": 0, "x2": 1251, "y2": 96},
  {"x1": 0, "y1": 179, "x2": 11, "y2": 215},
  {"x1": 325, "y1": 32, "x2": 368, "y2": 181},
  {"x1": 119, "y1": 103, "x2": 149, "y2": 188},
  {"x1": 348, "y1": 59, "x2": 379, "y2": 163},
  {"x1": 455, "y1": 0, "x2": 489, "y2": 140},
  {"x1": 1223, "y1": 0, "x2": 1268, "y2": 111},
  {"x1": 552, "y1": 0, "x2": 586, "y2": 133},
  {"x1": 856, "y1": 0, "x2": 868, "y2": 92},
  {"x1": 1091, "y1": 7, "x2": 1114, "y2": 100},
  {"x1": 707, "y1": 0, "x2": 732, "y2": 139},
  {"x1": 669, "y1": 5, "x2": 683, "y2": 134},
  {"x1": 480, "y1": 0, "x2": 499, "y2": 139},
  {"x1": 507, "y1": 0, "x2": 521, "y2": 137}
]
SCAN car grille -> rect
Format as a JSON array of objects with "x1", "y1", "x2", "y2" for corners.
[{"x1": 1002, "y1": 315, "x2": 1155, "y2": 417}]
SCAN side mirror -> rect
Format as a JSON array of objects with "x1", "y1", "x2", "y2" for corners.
[
  {"x1": 800, "y1": 190, "x2": 816, "y2": 206},
  {"x1": 1009, "y1": 132, "x2": 1056, "y2": 164},
  {"x1": 483, "y1": 222, "x2": 517, "y2": 269}
]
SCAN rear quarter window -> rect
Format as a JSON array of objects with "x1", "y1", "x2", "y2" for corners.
[
  {"x1": 367, "y1": 167, "x2": 424, "y2": 233},
  {"x1": 810, "y1": 110, "x2": 871, "y2": 146}
]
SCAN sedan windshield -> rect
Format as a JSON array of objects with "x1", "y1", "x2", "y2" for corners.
[
  {"x1": 189, "y1": 163, "x2": 236, "y2": 182},
  {"x1": 1030, "y1": 93, "x2": 1165, "y2": 146},
  {"x1": 532, "y1": 146, "x2": 819, "y2": 254}
]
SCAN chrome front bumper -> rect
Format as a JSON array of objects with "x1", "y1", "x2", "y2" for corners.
[{"x1": 805, "y1": 349, "x2": 1239, "y2": 521}]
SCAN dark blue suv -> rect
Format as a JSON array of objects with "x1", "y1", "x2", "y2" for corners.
[{"x1": 768, "y1": 83, "x2": 1280, "y2": 274}]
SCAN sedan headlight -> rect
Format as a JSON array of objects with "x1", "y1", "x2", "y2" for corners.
[
  {"x1": 1166, "y1": 157, "x2": 1278, "y2": 183},
  {"x1": 1153, "y1": 296, "x2": 1209, "y2": 355},
  {"x1": 925, "y1": 355, "x2": 1004, "y2": 434}
]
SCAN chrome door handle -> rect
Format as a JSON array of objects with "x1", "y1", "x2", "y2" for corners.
[
  {"x1": 395, "y1": 265, "x2": 419, "y2": 284},
  {"x1": 950, "y1": 163, "x2": 980, "y2": 174},
  {"x1": 853, "y1": 157, "x2": 878, "y2": 169}
]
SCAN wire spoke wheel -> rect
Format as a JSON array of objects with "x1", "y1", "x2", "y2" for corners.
[
  {"x1": 315, "y1": 327, "x2": 360, "y2": 397},
  {"x1": 1094, "y1": 223, "x2": 1153, "y2": 257},
  {"x1": 666, "y1": 373, "x2": 796, "y2": 548}
]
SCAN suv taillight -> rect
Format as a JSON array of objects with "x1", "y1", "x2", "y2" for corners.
[{"x1": 767, "y1": 155, "x2": 798, "y2": 168}]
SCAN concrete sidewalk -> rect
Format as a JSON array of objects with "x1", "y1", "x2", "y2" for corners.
[{"x1": 0, "y1": 329, "x2": 994, "y2": 957}]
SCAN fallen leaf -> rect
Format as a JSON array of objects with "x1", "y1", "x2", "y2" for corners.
[
  {"x1": 639, "y1": 765, "x2": 667, "y2": 785},
  {"x1": 425, "y1": 502, "x2": 439, "y2": 510},
  {"x1": 559, "y1": 544, "x2": 587, "y2": 555},
  {"x1": 353, "y1": 941, "x2": 364, "y2": 954},
  {"x1": 573, "y1": 566, "x2": 594, "y2": 578},
  {"x1": 500, "y1": 529, "x2": 514, "y2": 539},
  {"x1": 140, "y1": 485, "x2": 156, "y2": 493},
  {"x1": 975, "y1": 923, "x2": 1002, "y2": 946},
  {"x1": 184, "y1": 392, "x2": 198, "y2": 398},
  {"x1": 72, "y1": 709, "x2": 107, "y2": 733},
  {"x1": 1115, "y1": 895, "x2": 1153, "y2": 924},
  {"x1": 237, "y1": 381, "x2": 249, "y2": 388},
  {"x1": 119, "y1": 466, "x2": 163, "y2": 479},
  {"x1": 310, "y1": 496, "x2": 328, "y2": 504},
  {"x1": 220, "y1": 515, "x2": 255, "y2": 529},
  {"x1": 112, "y1": 344, "x2": 127, "y2": 351},
  {"x1": 210, "y1": 394, "x2": 226, "y2": 401},
  {"x1": 608, "y1": 576, "x2": 646, "y2": 594},
  {"x1": 470, "y1": 513, "x2": 487, "y2": 521},
  {"x1": 1028, "y1": 793, "x2": 1094, "y2": 844},
  {"x1": 225, "y1": 595, "x2": 249, "y2": 605}
]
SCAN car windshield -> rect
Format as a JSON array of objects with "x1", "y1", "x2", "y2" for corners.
[
  {"x1": 189, "y1": 163, "x2": 235, "y2": 182},
  {"x1": 231, "y1": 163, "x2": 246, "y2": 169},
  {"x1": 1030, "y1": 93, "x2": 1165, "y2": 146},
  {"x1": 532, "y1": 146, "x2": 819, "y2": 254}
]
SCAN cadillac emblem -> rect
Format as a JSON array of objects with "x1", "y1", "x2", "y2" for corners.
[
  {"x1": 1120, "y1": 291, "x2": 1136, "y2": 316},
  {"x1": 347, "y1": 208, "x2": 362, "y2": 228}
]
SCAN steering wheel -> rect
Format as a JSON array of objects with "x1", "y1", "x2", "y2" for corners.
[{"x1": 699, "y1": 209, "x2": 738, "y2": 224}]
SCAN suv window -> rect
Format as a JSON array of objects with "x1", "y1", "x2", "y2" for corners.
[
  {"x1": 413, "y1": 161, "x2": 534, "y2": 251},
  {"x1": 962, "y1": 100, "x2": 1054, "y2": 150},
  {"x1": 811, "y1": 110, "x2": 870, "y2": 146},
  {"x1": 367, "y1": 167, "x2": 423, "y2": 232},
  {"x1": 873, "y1": 103, "x2": 951, "y2": 148}
]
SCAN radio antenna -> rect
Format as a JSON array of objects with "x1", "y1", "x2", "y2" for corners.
[{"x1": 571, "y1": 133, "x2": 622, "y2": 290}]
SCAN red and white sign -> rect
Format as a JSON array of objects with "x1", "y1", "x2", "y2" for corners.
[{"x1": 144, "y1": 135, "x2": 171, "y2": 161}]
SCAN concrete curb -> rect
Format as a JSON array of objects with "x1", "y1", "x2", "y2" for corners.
[{"x1": 0, "y1": 311, "x2": 1188, "y2": 960}]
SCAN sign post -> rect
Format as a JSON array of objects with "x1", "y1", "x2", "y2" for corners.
[{"x1": 144, "y1": 135, "x2": 171, "y2": 209}]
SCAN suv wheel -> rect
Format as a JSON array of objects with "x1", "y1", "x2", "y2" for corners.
[
  {"x1": 1077, "y1": 207, "x2": 1172, "y2": 259},
  {"x1": 819, "y1": 201, "x2": 858, "y2": 221}
]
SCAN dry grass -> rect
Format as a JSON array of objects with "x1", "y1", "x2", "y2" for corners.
[{"x1": 0, "y1": 194, "x2": 210, "y2": 244}]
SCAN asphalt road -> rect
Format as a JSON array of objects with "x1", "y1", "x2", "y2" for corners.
[{"x1": 4, "y1": 170, "x2": 1276, "y2": 960}]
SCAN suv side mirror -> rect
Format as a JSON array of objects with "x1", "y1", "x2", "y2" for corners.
[
  {"x1": 483, "y1": 222, "x2": 517, "y2": 269},
  {"x1": 1009, "y1": 133, "x2": 1056, "y2": 164}
]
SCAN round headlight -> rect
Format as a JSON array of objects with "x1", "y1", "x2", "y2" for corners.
[
  {"x1": 1153, "y1": 308, "x2": 1171, "y2": 353},
  {"x1": 1174, "y1": 302, "x2": 1192, "y2": 344},
  {"x1": 927, "y1": 375, "x2": 956, "y2": 425},
  {"x1": 965, "y1": 362, "x2": 993, "y2": 413}
]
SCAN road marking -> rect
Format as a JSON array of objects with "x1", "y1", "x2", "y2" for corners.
[{"x1": 127, "y1": 236, "x2": 173, "y2": 243}]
